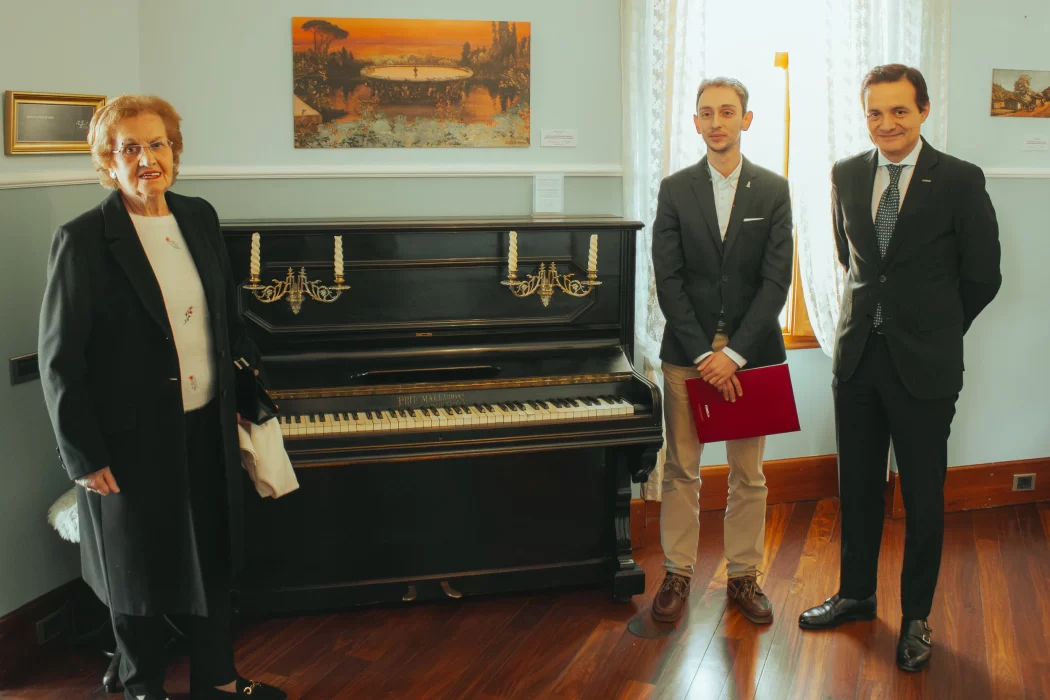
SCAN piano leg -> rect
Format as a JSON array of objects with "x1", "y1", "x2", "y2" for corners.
[{"x1": 610, "y1": 446, "x2": 649, "y2": 602}]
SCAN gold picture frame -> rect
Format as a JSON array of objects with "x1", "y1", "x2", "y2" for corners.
[{"x1": 4, "y1": 91, "x2": 107, "y2": 154}]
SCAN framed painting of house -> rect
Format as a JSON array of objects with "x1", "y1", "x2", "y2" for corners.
[{"x1": 991, "y1": 69, "x2": 1050, "y2": 118}]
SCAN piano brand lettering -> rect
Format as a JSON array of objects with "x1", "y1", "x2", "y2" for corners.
[{"x1": 397, "y1": 393, "x2": 466, "y2": 407}]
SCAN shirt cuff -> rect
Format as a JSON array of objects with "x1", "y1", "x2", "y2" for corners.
[
  {"x1": 693, "y1": 351, "x2": 713, "y2": 364},
  {"x1": 723, "y1": 346, "x2": 747, "y2": 368}
]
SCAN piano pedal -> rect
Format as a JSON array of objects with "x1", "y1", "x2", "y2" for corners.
[
  {"x1": 440, "y1": 581, "x2": 463, "y2": 599},
  {"x1": 402, "y1": 585, "x2": 417, "y2": 602}
]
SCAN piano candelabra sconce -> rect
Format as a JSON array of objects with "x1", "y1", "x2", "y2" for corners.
[
  {"x1": 500, "y1": 231, "x2": 601, "y2": 307},
  {"x1": 243, "y1": 233, "x2": 350, "y2": 315}
]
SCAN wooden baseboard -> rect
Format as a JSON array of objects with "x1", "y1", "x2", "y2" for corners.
[
  {"x1": 0, "y1": 580, "x2": 79, "y2": 688},
  {"x1": 637, "y1": 454, "x2": 1050, "y2": 543},
  {"x1": 885, "y1": 457, "x2": 1050, "y2": 519},
  {"x1": 640, "y1": 453, "x2": 839, "y2": 523}
]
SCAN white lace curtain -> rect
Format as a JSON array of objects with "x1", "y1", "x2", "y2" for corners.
[{"x1": 622, "y1": 0, "x2": 951, "y2": 500}]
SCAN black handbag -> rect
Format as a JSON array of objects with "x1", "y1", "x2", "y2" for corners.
[{"x1": 233, "y1": 357, "x2": 279, "y2": 425}]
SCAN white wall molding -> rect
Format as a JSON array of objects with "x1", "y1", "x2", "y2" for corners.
[
  {"x1": 0, "y1": 164, "x2": 624, "y2": 190},
  {"x1": 4, "y1": 164, "x2": 1044, "y2": 191},
  {"x1": 982, "y1": 167, "x2": 1050, "y2": 179}
]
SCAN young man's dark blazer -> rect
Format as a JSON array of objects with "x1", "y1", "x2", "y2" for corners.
[{"x1": 652, "y1": 155, "x2": 794, "y2": 370}]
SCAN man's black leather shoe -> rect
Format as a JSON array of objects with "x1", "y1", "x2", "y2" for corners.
[
  {"x1": 798, "y1": 593, "x2": 877, "y2": 629},
  {"x1": 897, "y1": 619, "x2": 932, "y2": 672}
]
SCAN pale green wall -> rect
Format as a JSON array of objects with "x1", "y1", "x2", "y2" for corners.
[
  {"x1": 2, "y1": 0, "x2": 1047, "y2": 618},
  {"x1": 0, "y1": 0, "x2": 141, "y2": 617}
]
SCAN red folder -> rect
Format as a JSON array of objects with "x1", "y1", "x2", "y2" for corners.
[{"x1": 684, "y1": 363, "x2": 801, "y2": 443}]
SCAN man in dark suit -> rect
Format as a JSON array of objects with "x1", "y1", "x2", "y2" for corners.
[
  {"x1": 798, "y1": 65, "x2": 1002, "y2": 672},
  {"x1": 651, "y1": 77, "x2": 793, "y2": 624}
]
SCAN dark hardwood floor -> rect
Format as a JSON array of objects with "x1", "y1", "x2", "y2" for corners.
[{"x1": 6, "y1": 499, "x2": 1049, "y2": 699}]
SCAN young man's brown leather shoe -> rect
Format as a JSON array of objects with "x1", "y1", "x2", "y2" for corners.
[
  {"x1": 652, "y1": 572, "x2": 690, "y2": 622},
  {"x1": 726, "y1": 574, "x2": 773, "y2": 624}
]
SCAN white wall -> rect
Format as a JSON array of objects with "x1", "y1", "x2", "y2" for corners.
[
  {"x1": 947, "y1": 1, "x2": 1050, "y2": 169},
  {"x1": 0, "y1": 0, "x2": 140, "y2": 176},
  {"x1": 137, "y1": 0, "x2": 622, "y2": 172},
  {"x1": 944, "y1": 0, "x2": 1050, "y2": 465}
]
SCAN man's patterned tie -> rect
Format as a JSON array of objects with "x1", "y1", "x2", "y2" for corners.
[{"x1": 872, "y1": 164, "x2": 904, "y2": 328}]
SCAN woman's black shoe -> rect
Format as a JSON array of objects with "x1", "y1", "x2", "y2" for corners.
[{"x1": 193, "y1": 677, "x2": 287, "y2": 699}]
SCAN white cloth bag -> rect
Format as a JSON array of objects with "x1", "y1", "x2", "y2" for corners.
[{"x1": 237, "y1": 419, "x2": 299, "y2": 498}]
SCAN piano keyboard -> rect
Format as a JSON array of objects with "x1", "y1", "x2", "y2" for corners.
[{"x1": 279, "y1": 396, "x2": 637, "y2": 438}]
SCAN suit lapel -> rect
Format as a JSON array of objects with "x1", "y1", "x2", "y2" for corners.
[
  {"x1": 883, "y1": 139, "x2": 939, "y2": 265},
  {"x1": 722, "y1": 157, "x2": 756, "y2": 260},
  {"x1": 855, "y1": 149, "x2": 880, "y2": 262},
  {"x1": 102, "y1": 191, "x2": 172, "y2": 335},
  {"x1": 689, "y1": 158, "x2": 724, "y2": 256}
]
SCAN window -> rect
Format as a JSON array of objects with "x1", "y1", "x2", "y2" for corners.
[{"x1": 697, "y1": 50, "x2": 817, "y2": 349}]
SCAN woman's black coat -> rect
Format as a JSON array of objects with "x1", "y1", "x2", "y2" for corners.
[{"x1": 38, "y1": 189, "x2": 259, "y2": 616}]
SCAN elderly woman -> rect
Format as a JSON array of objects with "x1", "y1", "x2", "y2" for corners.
[{"x1": 37, "y1": 95, "x2": 285, "y2": 700}]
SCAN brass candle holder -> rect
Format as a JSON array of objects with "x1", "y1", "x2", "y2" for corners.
[
  {"x1": 243, "y1": 233, "x2": 350, "y2": 315},
  {"x1": 500, "y1": 231, "x2": 601, "y2": 307}
]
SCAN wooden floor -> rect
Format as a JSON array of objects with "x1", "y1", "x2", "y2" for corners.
[{"x1": 7, "y1": 499, "x2": 1050, "y2": 699}]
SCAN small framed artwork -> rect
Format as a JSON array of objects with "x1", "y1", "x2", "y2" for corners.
[
  {"x1": 990, "y1": 69, "x2": 1050, "y2": 118},
  {"x1": 4, "y1": 91, "x2": 107, "y2": 154}
]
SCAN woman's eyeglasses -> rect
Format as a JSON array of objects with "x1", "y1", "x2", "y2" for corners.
[{"x1": 113, "y1": 140, "x2": 172, "y2": 161}]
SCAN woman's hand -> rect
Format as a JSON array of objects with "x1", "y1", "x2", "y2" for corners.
[{"x1": 75, "y1": 466, "x2": 120, "y2": 496}]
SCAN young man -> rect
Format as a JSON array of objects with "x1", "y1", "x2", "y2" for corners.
[
  {"x1": 798, "y1": 65, "x2": 1001, "y2": 672},
  {"x1": 650, "y1": 77, "x2": 794, "y2": 624}
]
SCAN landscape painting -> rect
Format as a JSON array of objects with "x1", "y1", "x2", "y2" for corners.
[
  {"x1": 991, "y1": 69, "x2": 1050, "y2": 117},
  {"x1": 292, "y1": 17, "x2": 531, "y2": 148}
]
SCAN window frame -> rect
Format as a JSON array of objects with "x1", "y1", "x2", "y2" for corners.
[
  {"x1": 783, "y1": 235, "x2": 819, "y2": 349},
  {"x1": 777, "y1": 51, "x2": 819, "y2": 350}
]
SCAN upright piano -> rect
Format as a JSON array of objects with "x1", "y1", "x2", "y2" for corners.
[{"x1": 220, "y1": 217, "x2": 663, "y2": 614}]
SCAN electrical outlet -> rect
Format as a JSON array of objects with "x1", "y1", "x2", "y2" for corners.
[{"x1": 1012, "y1": 473, "x2": 1036, "y2": 492}]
